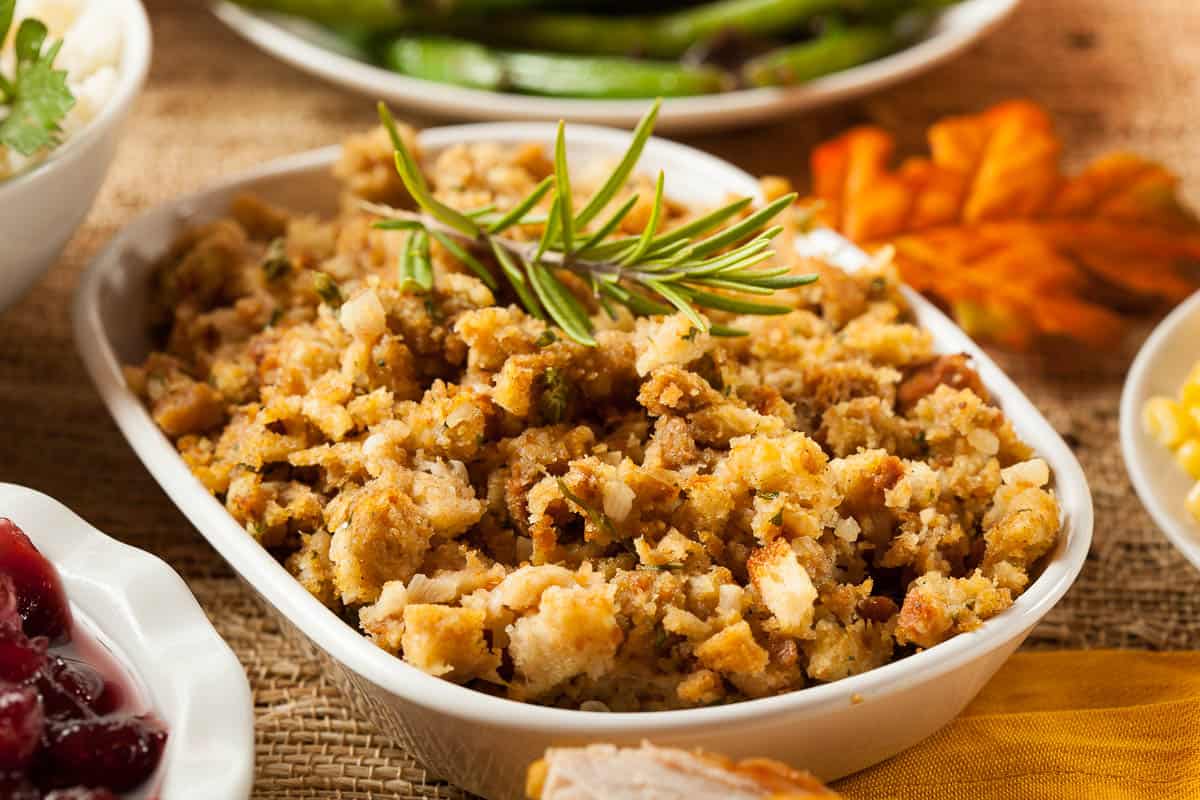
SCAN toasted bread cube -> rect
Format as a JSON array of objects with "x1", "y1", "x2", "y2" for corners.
[
  {"x1": 401, "y1": 604, "x2": 498, "y2": 682},
  {"x1": 748, "y1": 538, "x2": 817, "y2": 637},
  {"x1": 695, "y1": 620, "x2": 769, "y2": 676},
  {"x1": 508, "y1": 584, "x2": 622, "y2": 698}
]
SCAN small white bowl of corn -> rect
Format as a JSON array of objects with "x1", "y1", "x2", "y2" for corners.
[{"x1": 1122, "y1": 289, "x2": 1200, "y2": 570}]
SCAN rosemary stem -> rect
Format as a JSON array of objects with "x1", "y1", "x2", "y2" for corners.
[
  {"x1": 370, "y1": 100, "x2": 810, "y2": 346},
  {"x1": 364, "y1": 202, "x2": 653, "y2": 284}
]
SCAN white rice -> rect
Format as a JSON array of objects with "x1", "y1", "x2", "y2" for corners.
[{"x1": 0, "y1": 0, "x2": 122, "y2": 180}]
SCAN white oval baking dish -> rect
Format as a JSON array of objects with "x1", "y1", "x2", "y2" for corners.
[
  {"x1": 0, "y1": 483, "x2": 254, "y2": 799},
  {"x1": 72, "y1": 123, "x2": 1092, "y2": 800}
]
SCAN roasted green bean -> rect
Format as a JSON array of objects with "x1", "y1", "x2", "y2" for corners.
[
  {"x1": 382, "y1": 35, "x2": 730, "y2": 97},
  {"x1": 383, "y1": 37, "x2": 503, "y2": 89},
  {"x1": 742, "y1": 23, "x2": 900, "y2": 86},
  {"x1": 460, "y1": 0, "x2": 845, "y2": 59},
  {"x1": 503, "y1": 49, "x2": 731, "y2": 97}
]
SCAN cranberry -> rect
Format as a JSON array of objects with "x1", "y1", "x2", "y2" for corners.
[
  {"x1": 45, "y1": 789, "x2": 119, "y2": 800},
  {"x1": 0, "y1": 628, "x2": 48, "y2": 685},
  {"x1": 0, "y1": 685, "x2": 44, "y2": 771},
  {"x1": 0, "y1": 521, "x2": 168, "y2": 795},
  {"x1": 39, "y1": 715, "x2": 166, "y2": 791},
  {"x1": 0, "y1": 773, "x2": 40, "y2": 799},
  {"x1": 37, "y1": 657, "x2": 111, "y2": 720},
  {"x1": 0, "y1": 519, "x2": 72, "y2": 642}
]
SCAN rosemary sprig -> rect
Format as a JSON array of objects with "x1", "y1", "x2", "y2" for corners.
[{"x1": 372, "y1": 99, "x2": 817, "y2": 345}]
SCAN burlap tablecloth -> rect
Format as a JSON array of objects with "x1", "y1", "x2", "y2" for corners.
[{"x1": 1, "y1": 0, "x2": 1199, "y2": 795}]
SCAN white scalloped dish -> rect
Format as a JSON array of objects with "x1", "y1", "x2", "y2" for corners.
[
  {"x1": 0, "y1": 484, "x2": 254, "y2": 800},
  {"x1": 73, "y1": 124, "x2": 1092, "y2": 800}
]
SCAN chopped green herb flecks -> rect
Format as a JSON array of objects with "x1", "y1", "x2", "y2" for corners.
[
  {"x1": 312, "y1": 272, "x2": 343, "y2": 307},
  {"x1": 555, "y1": 475, "x2": 614, "y2": 535},
  {"x1": 537, "y1": 367, "x2": 573, "y2": 424},
  {"x1": 262, "y1": 238, "x2": 292, "y2": 280},
  {"x1": 423, "y1": 296, "x2": 444, "y2": 322}
]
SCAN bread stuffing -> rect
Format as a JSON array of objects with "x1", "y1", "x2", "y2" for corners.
[{"x1": 127, "y1": 121, "x2": 1062, "y2": 711}]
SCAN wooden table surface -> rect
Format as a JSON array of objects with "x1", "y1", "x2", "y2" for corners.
[{"x1": 2, "y1": 0, "x2": 1199, "y2": 796}]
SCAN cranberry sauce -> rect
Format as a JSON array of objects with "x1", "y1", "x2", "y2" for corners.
[{"x1": 0, "y1": 519, "x2": 167, "y2": 798}]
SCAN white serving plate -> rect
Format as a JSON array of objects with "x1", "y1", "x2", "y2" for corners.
[
  {"x1": 0, "y1": 483, "x2": 254, "y2": 800},
  {"x1": 73, "y1": 123, "x2": 1091, "y2": 800},
  {"x1": 1121, "y1": 290, "x2": 1200, "y2": 572},
  {"x1": 213, "y1": 0, "x2": 1019, "y2": 133},
  {"x1": 0, "y1": 0, "x2": 151, "y2": 312}
]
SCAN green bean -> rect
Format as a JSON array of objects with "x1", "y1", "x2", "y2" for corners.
[
  {"x1": 503, "y1": 50, "x2": 731, "y2": 98},
  {"x1": 382, "y1": 36, "x2": 730, "y2": 98},
  {"x1": 384, "y1": 36, "x2": 504, "y2": 89},
  {"x1": 742, "y1": 23, "x2": 903, "y2": 86},
  {"x1": 464, "y1": 0, "x2": 878, "y2": 59}
]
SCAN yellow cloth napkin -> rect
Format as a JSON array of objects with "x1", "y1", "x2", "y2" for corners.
[{"x1": 835, "y1": 651, "x2": 1200, "y2": 799}]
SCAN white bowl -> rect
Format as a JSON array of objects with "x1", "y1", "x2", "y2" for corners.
[
  {"x1": 213, "y1": 0, "x2": 1019, "y2": 133},
  {"x1": 72, "y1": 124, "x2": 1092, "y2": 800},
  {"x1": 0, "y1": 0, "x2": 151, "y2": 312},
  {"x1": 1121, "y1": 290, "x2": 1200, "y2": 571},
  {"x1": 0, "y1": 483, "x2": 254, "y2": 800}
]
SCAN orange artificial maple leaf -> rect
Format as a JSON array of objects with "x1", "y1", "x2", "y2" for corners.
[{"x1": 806, "y1": 100, "x2": 1200, "y2": 349}]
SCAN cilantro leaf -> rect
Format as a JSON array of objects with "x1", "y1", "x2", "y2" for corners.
[
  {"x1": 0, "y1": 0, "x2": 16, "y2": 102},
  {"x1": 0, "y1": 0, "x2": 13, "y2": 51},
  {"x1": 0, "y1": 20, "x2": 75, "y2": 158},
  {"x1": 14, "y1": 17, "x2": 46, "y2": 63}
]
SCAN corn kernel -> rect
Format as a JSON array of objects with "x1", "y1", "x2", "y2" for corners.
[
  {"x1": 1187, "y1": 482, "x2": 1200, "y2": 521},
  {"x1": 1182, "y1": 364, "x2": 1200, "y2": 405},
  {"x1": 1177, "y1": 438, "x2": 1200, "y2": 479},
  {"x1": 1143, "y1": 396, "x2": 1192, "y2": 448}
]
